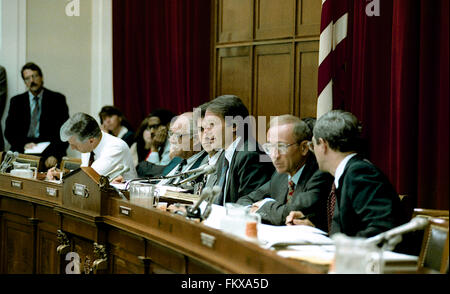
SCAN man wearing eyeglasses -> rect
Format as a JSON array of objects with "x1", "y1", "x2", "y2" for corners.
[
  {"x1": 156, "y1": 112, "x2": 207, "y2": 186},
  {"x1": 237, "y1": 115, "x2": 332, "y2": 229},
  {"x1": 5, "y1": 62, "x2": 69, "y2": 168}
]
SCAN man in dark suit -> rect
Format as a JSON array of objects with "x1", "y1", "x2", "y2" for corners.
[
  {"x1": 237, "y1": 115, "x2": 332, "y2": 230},
  {"x1": 202, "y1": 95, "x2": 274, "y2": 205},
  {"x1": 155, "y1": 112, "x2": 207, "y2": 186},
  {"x1": 289, "y1": 110, "x2": 405, "y2": 238},
  {"x1": 4, "y1": 62, "x2": 69, "y2": 168}
]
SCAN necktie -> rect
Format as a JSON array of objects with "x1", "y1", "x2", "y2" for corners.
[
  {"x1": 286, "y1": 180, "x2": 295, "y2": 203},
  {"x1": 168, "y1": 159, "x2": 187, "y2": 185},
  {"x1": 213, "y1": 159, "x2": 229, "y2": 205},
  {"x1": 88, "y1": 151, "x2": 95, "y2": 167},
  {"x1": 27, "y1": 97, "x2": 40, "y2": 138},
  {"x1": 327, "y1": 183, "x2": 337, "y2": 234}
]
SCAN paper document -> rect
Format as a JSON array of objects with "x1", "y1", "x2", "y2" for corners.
[
  {"x1": 24, "y1": 142, "x2": 50, "y2": 154},
  {"x1": 277, "y1": 245, "x2": 335, "y2": 265},
  {"x1": 258, "y1": 224, "x2": 334, "y2": 248}
]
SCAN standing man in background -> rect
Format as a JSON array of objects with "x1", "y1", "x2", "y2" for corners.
[
  {"x1": 0, "y1": 65, "x2": 6, "y2": 150},
  {"x1": 4, "y1": 62, "x2": 69, "y2": 168}
]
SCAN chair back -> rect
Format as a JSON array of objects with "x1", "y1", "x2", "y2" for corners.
[
  {"x1": 15, "y1": 154, "x2": 42, "y2": 170},
  {"x1": 417, "y1": 218, "x2": 449, "y2": 273},
  {"x1": 412, "y1": 208, "x2": 449, "y2": 220},
  {"x1": 60, "y1": 156, "x2": 82, "y2": 172}
]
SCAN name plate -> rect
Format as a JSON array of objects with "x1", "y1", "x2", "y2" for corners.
[
  {"x1": 72, "y1": 183, "x2": 89, "y2": 198},
  {"x1": 119, "y1": 206, "x2": 131, "y2": 217},
  {"x1": 11, "y1": 180, "x2": 23, "y2": 189},
  {"x1": 200, "y1": 232, "x2": 215, "y2": 248},
  {"x1": 46, "y1": 187, "x2": 58, "y2": 197}
]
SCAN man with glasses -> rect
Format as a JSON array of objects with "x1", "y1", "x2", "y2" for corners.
[
  {"x1": 156, "y1": 112, "x2": 207, "y2": 186},
  {"x1": 202, "y1": 95, "x2": 274, "y2": 205},
  {"x1": 237, "y1": 115, "x2": 332, "y2": 229},
  {"x1": 288, "y1": 110, "x2": 405, "y2": 238},
  {"x1": 5, "y1": 62, "x2": 69, "y2": 168}
]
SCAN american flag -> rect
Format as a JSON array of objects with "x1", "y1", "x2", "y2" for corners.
[{"x1": 317, "y1": 0, "x2": 350, "y2": 118}]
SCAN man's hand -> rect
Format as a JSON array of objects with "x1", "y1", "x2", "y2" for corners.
[
  {"x1": 150, "y1": 125, "x2": 168, "y2": 151},
  {"x1": 45, "y1": 156, "x2": 58, "y2": 169},
  {"x1": 285, "y1": 211, "x2": 315, "y2": 227},
  {"x1": 46, "y1": 166, "x2": 61, "y2": 181},
  {"x1": 250, "y1": 199, "x2": 266, "y2": 213},
  {"x1": 24, "y1": 142, "x2": 37, "y2": 150},
  {"x1": 111, "y1": 175, "x2": 124, "y2": 184}
]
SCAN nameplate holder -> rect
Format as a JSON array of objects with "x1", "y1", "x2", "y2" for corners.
[
  {"x1": 119, "y1": 206, "x2": 131, "y2": 217},
  {"x1": 72, "y1": 183, "x2": 89, "y2": 198},
  {"x1": 46, "y1": 187, "x2": 58, "y2": 197},
  {"x1": 200, "y1": 232, "x2": 215, "y2": 248},
  {"x1": 11, "y1": 180, "x2": 23, "y2": 190}
]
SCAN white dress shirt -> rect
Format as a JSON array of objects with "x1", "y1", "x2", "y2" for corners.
[
  {"x1": 81, "y1": 131, "x2": 138, "y2": 180},
  {"x1": 222, "y1": 136, "x2": 241, "y2": 203},
  {"x1": 334, "y1": 153, "x2": 357, "y2": 189}
]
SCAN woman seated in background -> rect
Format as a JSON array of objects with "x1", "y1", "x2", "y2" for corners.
[
  {"x1": 99, "y1": 105, "x2": 135, "y2": 146},
  {"x1": 130, "y1": 108, "x2": 175, "y2": 167}
]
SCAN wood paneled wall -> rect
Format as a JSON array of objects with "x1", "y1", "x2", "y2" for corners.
[{"x1": 211, "y1": 0, "x2": 321, "y2": 119}]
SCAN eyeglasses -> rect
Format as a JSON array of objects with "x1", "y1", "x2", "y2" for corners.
[
  {"x1": 307, "y1": 141, "x2": 315, "y2": 153},
  {"x1": 146, "y1": 123, "x2": 162, "y2": 130},
  {"x1": 168, "y1": 130, "x2": 192, "y2": 140},
  {"x1": 262, "y1": 142, "x2": 298, "y2": 155}
]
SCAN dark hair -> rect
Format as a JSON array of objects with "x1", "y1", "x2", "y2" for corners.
[
  {"x1": 147, "y1": 108, "x2": 176, "y2": 126},
  {"x1": 208, "y1": 95, "x2": 251, "y2": 134},
  {"x1": 21, "y1": 62, "x2": 43, "y2": 79},
  {"x1": 313, "y1": 110, "x2": 362, "y2": 153},
  {"x1": 302, "y1": 117, "x2": 316, "y2": 135},
  {"x1": 98, "y1": 105, "x2": 133, "y2": 131},
  {"x1": 206, "y1": 95, "x2": 249, "y2": 121}
]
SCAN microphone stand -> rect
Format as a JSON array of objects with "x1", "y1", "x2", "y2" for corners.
[
  {"x1": 186, "y1": 187, "x2": 212, "y2": 220},
  {"x1": 365, "y1": 216, "x2": 429, "y2": 251}
]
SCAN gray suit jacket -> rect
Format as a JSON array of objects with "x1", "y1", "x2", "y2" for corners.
[{"x1": 237, "y1": 156, "x2": 332, "y2": 230}]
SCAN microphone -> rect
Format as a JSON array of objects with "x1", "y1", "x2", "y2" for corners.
[
  {"x1": 0, "y1": 151, "x2": 13, "y2": 172},
  {"x1": 180, "y1": 164, "x2": 211, "y2": 175},
  {"x1": 201, "y1": 186, "x2": 222, "y2": 220},
  {"x1": 186, "y1": 187, "x2": 212, "y2": 219},
  {"x1": 1, "y1": 151, "x2": 19, "y2": 173},
  {"x1": 365, "y1": 216, "x2": 429, "y2": 247},
  {"x1": 104, "y1": 164, "x2": 130, "y2": 180},
  {"x1": 178, "y1": 165, "x2": 216, "y2": 185}
]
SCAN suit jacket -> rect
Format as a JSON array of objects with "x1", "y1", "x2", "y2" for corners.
[
  {"x1": 5, "y1": 88, "x2": 69, "y2": 160},
  {"x1": 331, "y1": 154, "x2": 405, "y2": 238},
  {"x1": 214, "y1": 138, "x2": 275, "y2": 204},
  {"x1": 0, "y1": 66, "x2": 6, "y2": 150},
  {"x1": 161, "y1": 151, "x2": 208, "y2": 176},
  {"x1": 237, "y1": 156, "x2": 332, "y2": 229}
]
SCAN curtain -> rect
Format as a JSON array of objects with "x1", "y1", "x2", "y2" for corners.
[
  {"x1": 112, "y1": 0, "x2": 211, "y2": 130},
  {"x1": 337, "y1": 0, "x2": 448, "y2": 209}
]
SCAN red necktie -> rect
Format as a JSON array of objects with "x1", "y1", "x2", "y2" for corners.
[
  {"x1": 286, "y1": 180, "x2": 295, "y2": 203},
  {"x1": 327, "y1": 183, "x2": 336, "y2": 234}
]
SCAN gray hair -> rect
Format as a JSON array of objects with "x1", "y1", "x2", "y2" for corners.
[
  {"x1": 313, "y1": 110, "x2": 362, "y2": 152},
  {"x1": 60, "y1": 112, "x2": 102, "y2": 143},
  {"x1": 269, "y1": 115, "x2": 312, "y2": 142}
]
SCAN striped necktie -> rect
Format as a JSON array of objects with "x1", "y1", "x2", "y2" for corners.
[{"x1": 327, "y1": 183, "x2": 337, "y2": 234}]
